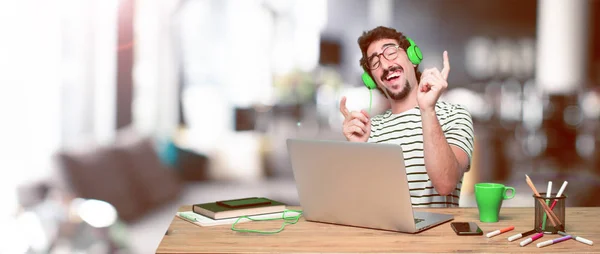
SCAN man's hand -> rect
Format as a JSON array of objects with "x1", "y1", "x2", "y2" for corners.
[
  {"x1": 417, "y1": 51, "x2": 450, "y2": 111},
  {"x1": 340, "y1": 96, "x2": 371, "y2": 142}
]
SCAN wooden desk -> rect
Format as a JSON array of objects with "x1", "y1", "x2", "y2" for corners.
[{"x1": 156, "y1": 206, "x2": 598, "y2": 253}]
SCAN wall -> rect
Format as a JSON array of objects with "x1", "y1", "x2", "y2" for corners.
[
  {"x1": 322, "y1": 0, "x2": 538, "y2": 92},
  {"x1": 321, "y1": 0, "x2": 370, "y2": 86}
]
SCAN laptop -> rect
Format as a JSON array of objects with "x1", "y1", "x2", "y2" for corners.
[{"x1": 286, "y1": 138, "x2": 454, "y2": 233}]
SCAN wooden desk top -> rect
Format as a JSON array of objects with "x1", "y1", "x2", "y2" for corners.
[{"x1": 156, "y1": 206, "x2": 598, "y2": 253}]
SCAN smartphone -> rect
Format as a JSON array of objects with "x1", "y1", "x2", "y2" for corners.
[
  {"x1": 216, "y1": 197, "x2": 272, "y2": 208},
  {"x1": 451, "y1": 222, "x2": 483, "y2": 236}
]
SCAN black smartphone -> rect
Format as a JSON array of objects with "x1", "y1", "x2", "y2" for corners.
[
  {"x1": 216, "y1": 197, "x2": 272, "y2": 208},
  {"x1": 451, "y1": 222, "x2": 483, "y2": 236}
]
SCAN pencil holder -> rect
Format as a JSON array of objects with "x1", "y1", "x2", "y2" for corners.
[{"x1": 533, "y1": 192, "x2": 566, "y2": 234}]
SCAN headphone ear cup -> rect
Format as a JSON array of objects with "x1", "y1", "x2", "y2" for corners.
[
  {"x1": 362, "y1": 72, "x2": 377, "y2": 90},
  {"x1": 406, "y1": 38, "x2": 423, "y2": 65},
  {"x1": 412, "y1": 45, "x2": 423, "y2": 64}
]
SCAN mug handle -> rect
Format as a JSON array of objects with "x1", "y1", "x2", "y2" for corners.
[{"x1": 503, "y1": 187, "x2": 516, "y2": 200}]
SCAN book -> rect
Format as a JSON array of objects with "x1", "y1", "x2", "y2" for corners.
[
  {"x1": 192, "y1": 197, "x2": 286, "y2": 220},
  {"x1": 176, "y1": 211, "x2": 287, "y2": 227}
]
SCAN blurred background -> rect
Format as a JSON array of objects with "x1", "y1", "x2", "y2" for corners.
[{"x1": 1, "y1": 0, "x2": 599, "y2": 253}]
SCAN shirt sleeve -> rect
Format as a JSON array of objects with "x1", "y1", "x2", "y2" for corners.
[{"x1": 443, "y1": 105, "x2": 475, "y2": 163}]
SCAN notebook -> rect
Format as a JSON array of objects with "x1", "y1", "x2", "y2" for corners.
[
  {"x1": 176, "y1": 211, "x2": 287, "y2": 227},
  {"x1": 193, "y1": 197, "x2": 286, "y2": 220}
]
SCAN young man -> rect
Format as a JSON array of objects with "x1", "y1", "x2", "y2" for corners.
[{"x1": 339, "y1": 26, "x2": 474, "y2": 207}]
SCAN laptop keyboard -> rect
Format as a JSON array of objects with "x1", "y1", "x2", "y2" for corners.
[{"x1": 415, "y1": 218, "x2": 425, "y2": 224}]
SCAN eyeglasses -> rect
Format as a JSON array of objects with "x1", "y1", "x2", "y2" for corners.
[{"x1": 366, "y1": 45, "x2": 400, "y2": 70}]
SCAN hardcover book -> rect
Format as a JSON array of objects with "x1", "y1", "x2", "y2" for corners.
[{"x1": 192, "y1": 197, "x2": 286, "y2": 220}]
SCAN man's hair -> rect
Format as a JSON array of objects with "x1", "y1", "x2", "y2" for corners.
[{"x1": 358, "y1": 26, "x2": 421, "y2": 83}]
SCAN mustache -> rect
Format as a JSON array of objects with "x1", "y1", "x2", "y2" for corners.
[{"x1": 381, "y1": 65, "x2": 404, "y2": 80}]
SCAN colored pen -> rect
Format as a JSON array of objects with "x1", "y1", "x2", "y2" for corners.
[
  {"x1": 520, "y1": 232, "x2": 544, "y2": 247},
  {"x1": 486, "y1": 226, "x2": 515, "y2": 238},
  {"x1": 558, "y1": 231, "x2": 594, "y2": 246},
  {"x1": 550, "y1": 181, "x2": 568, "y2": 210},
  {"x1": 542, "y1": 181, "x2": 552, "y2": 230},
  {"x1": 537, "y1": 235, "x2": 572, "y2": 248},
  {"x1": 508, "y1": 229, "x2": 537, "y2": 242}
]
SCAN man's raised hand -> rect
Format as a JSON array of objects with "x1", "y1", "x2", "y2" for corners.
[
  {"x1": 417, "y1": 51, "x2": 450, "y2": 111},
  {"x1": 340, "y1": 96, "x2": 371, "y2": 142}
]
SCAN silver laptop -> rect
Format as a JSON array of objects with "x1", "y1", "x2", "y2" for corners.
[{"x1": 286, "y1": 138, "x2": 454, "y2": 233}]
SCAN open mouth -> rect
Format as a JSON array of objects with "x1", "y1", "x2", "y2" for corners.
[
  {"x1": 385, "y1": 70, "x2": 402, "y2": 82},
  {"x1": 382, "y1": 66, "x2": 404, "y2": 84}
]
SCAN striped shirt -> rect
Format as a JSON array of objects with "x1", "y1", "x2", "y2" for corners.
[{"x1": 368, "y1": 101, "x2": 475, "y2": 207}]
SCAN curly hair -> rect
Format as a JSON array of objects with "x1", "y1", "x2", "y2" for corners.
[{"x1": 358, "y1": 26, "x2": 421, "y2": 84}]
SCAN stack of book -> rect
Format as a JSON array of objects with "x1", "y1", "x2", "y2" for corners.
[
  {"x1": 193, "y1": 197, "x2": 287, "y2": 220},
  {"x1": 177, "y1": 197, "x2": 287, "y2": 226}
]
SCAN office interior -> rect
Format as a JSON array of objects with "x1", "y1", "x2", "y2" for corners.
[{"x1": 1, "y1": 0, "x2": 599, "y2": 253}]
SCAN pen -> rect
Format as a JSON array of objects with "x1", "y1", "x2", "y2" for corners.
[
  {"x1": 520, "y1": 232, "x2": 544, "y2": 247},
  {"x1": 537, "y1": 235, "x2": 572, "y2": 248},
  {"x1": 550, "y1": 181, "x2": 568, "y2": 210},
  {"x1": 508, "y1": 229, "x2": 537, "y2": 242},
  {"x1": 542, "y1": 181, "x2": 552, "y2": 231},
  {"x1": 486, "y1": 226, "x2": 515, "y2": 238},
  {"x1": 558, "y1": 231, "x2": 594, "y2": 246}
]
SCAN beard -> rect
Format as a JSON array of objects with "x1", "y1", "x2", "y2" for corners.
[
  {"x1": 379, "y1": 65, "x2": 412, "y2": 101},
  {"x1": 379, "y1": 79, "x2": 411, "y2": 101},
  {"x1": 388, "y1": 80, "x2": 411, "y2": 100}
]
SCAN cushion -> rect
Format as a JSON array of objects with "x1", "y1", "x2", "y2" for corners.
[
  {"x1": 113, "y1": 136, "x2": 182, "y2": 210},
  {"x1": 55, "y1": 130, "x2": 183, "y2": 223},
  {"x1": 56, "y1": 146, "x2": 142, "y2": 221}
]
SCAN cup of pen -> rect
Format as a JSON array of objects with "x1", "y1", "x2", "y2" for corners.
[{"x1": 534, "y1": 192, "x2": 566, "y2": 234}]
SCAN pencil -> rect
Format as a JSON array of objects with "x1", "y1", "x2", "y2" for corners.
[
  {"x1": 525, "y1": 175, "x2": 562, "y2": 228},
  {"x1": 526, "y1": 176, "x2": 560, "y2": 227}
]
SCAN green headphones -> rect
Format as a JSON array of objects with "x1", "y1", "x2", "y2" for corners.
[{"x1": 362, "y1": 37, "x2": 422, "y2": 90}]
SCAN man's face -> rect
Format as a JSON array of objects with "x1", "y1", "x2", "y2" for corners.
[{"x1": 366, "y1": 38, "x2": 417, "y2": 100}]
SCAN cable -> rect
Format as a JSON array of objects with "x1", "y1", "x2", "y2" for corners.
[
  {"x1": 231, "y1": 210, "x2": 303, "y2": 234},
  {"x1": 369, "y1": 89, "x2": 372, "y2": 115}
]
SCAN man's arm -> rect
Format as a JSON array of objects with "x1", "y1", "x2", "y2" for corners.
[
  {"x1": 420, "y1": 108, "x2": 471, "y2": 196},
  {"x1": 416, "y1": 51, "x2": 474, "y2": 196}
]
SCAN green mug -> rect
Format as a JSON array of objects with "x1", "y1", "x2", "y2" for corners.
[{"x1": 475, "y1": 183, "x2": 516, "y2": 223}]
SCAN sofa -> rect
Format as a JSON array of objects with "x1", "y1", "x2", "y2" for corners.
[{"x1": 53, "y1": 131, "x2": 185, "y2": 223}]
